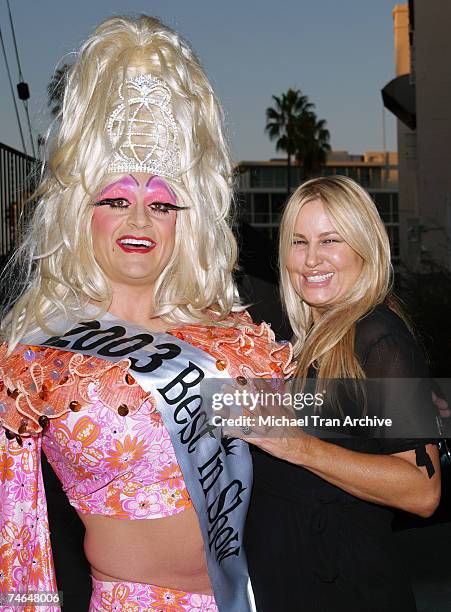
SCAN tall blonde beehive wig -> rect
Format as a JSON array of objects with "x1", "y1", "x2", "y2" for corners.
[
  {"x1": 2, "y1": 15, "x2": 241, "y2": 348},
  {"x1": 279, "y1": 175, "x2": 403, "y2": 380}
]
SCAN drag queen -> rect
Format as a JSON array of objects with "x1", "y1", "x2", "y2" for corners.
[{"x1": 0, "y1": 15, "x2": 292, "y2": 611}]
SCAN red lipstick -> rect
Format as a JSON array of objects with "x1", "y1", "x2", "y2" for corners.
[{"x1": 116, "y1": 234, "x2": 156, "y2": 254}]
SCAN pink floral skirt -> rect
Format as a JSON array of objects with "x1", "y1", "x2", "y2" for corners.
[{"x1": 89, "y1": 576, "x2": 218, "y2": 611}]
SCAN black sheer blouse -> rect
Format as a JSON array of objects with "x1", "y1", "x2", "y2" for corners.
[
  {"x1": 245, "y1": 305, "x2": 437, "y2": 612},
  {"x1": 303, "y1": 303, "x2": 438, "y2": 455}
]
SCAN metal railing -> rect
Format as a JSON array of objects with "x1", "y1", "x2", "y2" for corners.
[{"x1": 0, "y1": 142, "x2": 39, "y2": 257}]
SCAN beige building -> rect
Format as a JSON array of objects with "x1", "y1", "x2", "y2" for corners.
[
  {"x1": 383, "y1": 1, "x2": 451, "y2": 269},
  {"x1": 237, "y1": 150, "x2": 400, "y2": 260}
]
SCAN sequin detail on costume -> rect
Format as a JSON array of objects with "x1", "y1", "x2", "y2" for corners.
[
  {"x1": 0, "y1": 312, "x2": 294, "y2": 601},
  {"x1": 0, "y1": 343, "x2": 150, "y2": 436},
  {"x1": 0, "y1": 343, "x2": 191, "y2": 520},
  {"x1": 171, "y1": 311, "x2": 296, "y2": 380}
]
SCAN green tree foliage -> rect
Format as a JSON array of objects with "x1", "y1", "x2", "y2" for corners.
[
  {"x1": 265, "y1": 88, "x2": 331, "y2": 192},
  {"x1": 265, "y1": 89, "x2": 313, "y2": 194},
  {"x1": 295, "y1": 113, "x2": 331, "y2": 179}
]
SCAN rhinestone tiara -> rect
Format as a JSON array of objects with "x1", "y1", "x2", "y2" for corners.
[{"x1": 105, "y1": 74, "x2": 181, "y2": 180}]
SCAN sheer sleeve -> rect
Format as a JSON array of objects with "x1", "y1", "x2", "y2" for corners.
[{"x1": 361, "y1": 329, "x2": 439, "y2": 455}]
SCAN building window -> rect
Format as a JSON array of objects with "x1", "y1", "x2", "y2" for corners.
[
  {"x1": 334, "y1": 167, "x2": 348, "y2": 176},
  {"x1": 347, "y1": 167, "x2": 358, "y2": 181},
  {"x1": 249, "y1": 168, "x2": 260, "y2": 188},
  {"x1": 372, "y1": 192, "x2": 399, "y2": 224},
  {"x1": 274, "y1": 167, "x2": 286, "y2": 188},
  {"x1": 370, "y1": 167, "x2": 382, "y2": 188},
  {"x1": 369, "y1": 192, "x2": 399, "y2": 261},
  {"x1": 374, "y1": 193, "x2": 391, "y2": 222},
  {"x1": 290, "y1": 166, "x2": 301, "y2": 187},
  {"x1": 360, "y1": 167, "x2": 370, "y2": 186},
  {"x1": 250, "y1": 167, "x2": 287, "y2": 188}
]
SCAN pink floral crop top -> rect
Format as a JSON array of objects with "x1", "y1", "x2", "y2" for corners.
[
  {"x1": 0, "y1": 313, "x2": 294, "y2": 522},
  {"x1": 1, "y1": 343, "x2": 189, "y2": 520}
]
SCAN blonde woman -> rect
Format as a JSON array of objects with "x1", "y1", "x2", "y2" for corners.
[
  {"x1": 0, "y1": 15, "x2": 292, "y2": 611},
  {"x1": 244, "y1": 176, "x2": 440, "y2": 612}
]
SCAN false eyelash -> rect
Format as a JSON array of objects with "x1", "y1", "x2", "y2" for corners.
[{"x1": 94, "y1": 198, "x2": 128, "y2": 207}]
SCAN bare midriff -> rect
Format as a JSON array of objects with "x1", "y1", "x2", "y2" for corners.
[{"x1": 77, "y1": 505, "x2": 213, "y2": 594}]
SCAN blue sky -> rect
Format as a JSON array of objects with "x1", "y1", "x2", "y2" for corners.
[{"x1": 0, "y1": 0, "x2": 399, "y2": 162}]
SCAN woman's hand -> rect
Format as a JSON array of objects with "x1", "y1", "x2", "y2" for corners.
[
  {"x1": 221, "y1": 379, "x2": 440, "y2": 517},
  {"x1": 220, "y1": 378, "x2": 313, "y2": 464},
  {"x1": 216, "y1": 376, "x2": 441, "y2": 518},
  {"x1": 242, "y1": 429, "x2": 314, "y2": 466}
]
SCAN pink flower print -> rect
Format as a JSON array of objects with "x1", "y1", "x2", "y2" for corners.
[
  {"x1": 99, "y1": 504, "x2": 116, "y2": 517},
  {"x1": 73, "y1": 474, "x2": 109, "y2": 500},
  {"x1": 35, "y1": 491, "x2": 51, "y2": 524},
  {"x1": 67, "y1": 438, "x2": 83, "y2": 455},
  {"x1": 104, "y1": 420, "x2": 128, "y2": 445},
  {"x1": 1, "y1": 521, "x2": 31, "y2": 565},
  {"x1": 0, "y1": 549, "x2": 13, "y2": 590},
  {"x1": 105, "y1": 435, "x2": 147, "y2": 471},
  {"x1": 12, "y1": 535, "x2": 25, "y2": 556},
  {"x1": 28, "y1": 541, "x2": 46, "y2": 589},
  {"x1": 122, "y1": 491, "x2": 165, "y2": 518},
  {"x1": 11, "y1": 563, "x2": 29, "y2": 589},
  {"x1": 9, "y1": 471, "x2": 36, "y2": 503},
  {"x1": 53, "y1": 416, "x2": 103, "y2": 467},
  {"x1": 19, "y1": 445, "x2": 37, "y2": 475},
  {"x1": 148, "y1": 585, "x2": 189, "y2": 610},
  {"x1": 148, "y1": 436, "x2": 175, "y2": 465},
  {"x1": 130, "y1": 400, "x2": 163, "y2": 439},
  {"x1": 86, "y1": 381, "x2": 99, "y2": 402},
  {"x1": 0, "y1": 491, "x2": 15, "y2": 518},
  {"x1": 22, "y1": 437, "x2": 35, "y2": 452},
  {"x1": 85, "y1": 396, "x2": 112, "y2": 422},
  {"x1": 108, "y1": 475, "x2": 128, "y2": 493},
  {"x1": 158, "y1": 462, "x2": 182, "y2": 482},
  {"x1": 160, "y1": 484, "x2": 184, "y2": 511},
  {"x1": 89, "y1": 396, "x2": 127, "y2": 429},
  {"x1": 99, "y1": 582, "x2": 140, "y2": 611},
  {"x1": 189, "y1": 593, "x2": 218, "y2": 611},
  {"x1": 0, "y1": 452, "x2": 14, "y2": 481},
  {"x1": 22, "y1": 511, "x2": 37, "y2": 533}
]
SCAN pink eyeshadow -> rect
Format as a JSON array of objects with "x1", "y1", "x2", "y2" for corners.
[
  {"x1": 99, "y1": 188, "x2": 133, "y2": 200},
  {"x1": 99, "y1": 175, "x2": 137, "y2": 197},
  {"x1": 96, "y1": 175, "x2": 177, "y2": 205},
  {"x1": 145, "y1": 177, "x2": 177, "y2": 204},
  {"x1": 144, "y1": 190, "x2": 177, "y2": 204}
]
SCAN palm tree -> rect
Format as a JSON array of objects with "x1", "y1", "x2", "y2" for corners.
[
  {"x1": 265, "y1": 89, "x2": 313, "y2": 194},
  {"x1": 47, "y1": 64, "x2": 71, "y2": 118},
  {"x1": 295, "y1": 112, "x2": 331, "y2": 179}
]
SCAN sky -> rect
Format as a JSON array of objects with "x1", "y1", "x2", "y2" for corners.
[{"x1": 0, "y1": 0, "x2": 399, "y2": 162}]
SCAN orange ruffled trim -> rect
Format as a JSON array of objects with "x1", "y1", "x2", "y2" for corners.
[
  {"x1": 0, "y1": 311, "x2": 294, "y2": 439},
  {"x1": 0, "y1": 343, "x2": 151, "y2": 437},
  {"x1": 169, "y1": 311, "x2": 296, "y2": 380}
]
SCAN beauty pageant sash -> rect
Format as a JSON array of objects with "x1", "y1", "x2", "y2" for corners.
[{"x1": 23, "y1": 313, "x2": 254, "y2": 612}]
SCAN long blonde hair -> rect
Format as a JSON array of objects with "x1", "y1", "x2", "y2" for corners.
[
  {"x1": 280, "y1": 175, "x2": 405, "y2": 380},
  {"x1": 1, "y1": 15, "x2": 241, "y2": 349}
]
